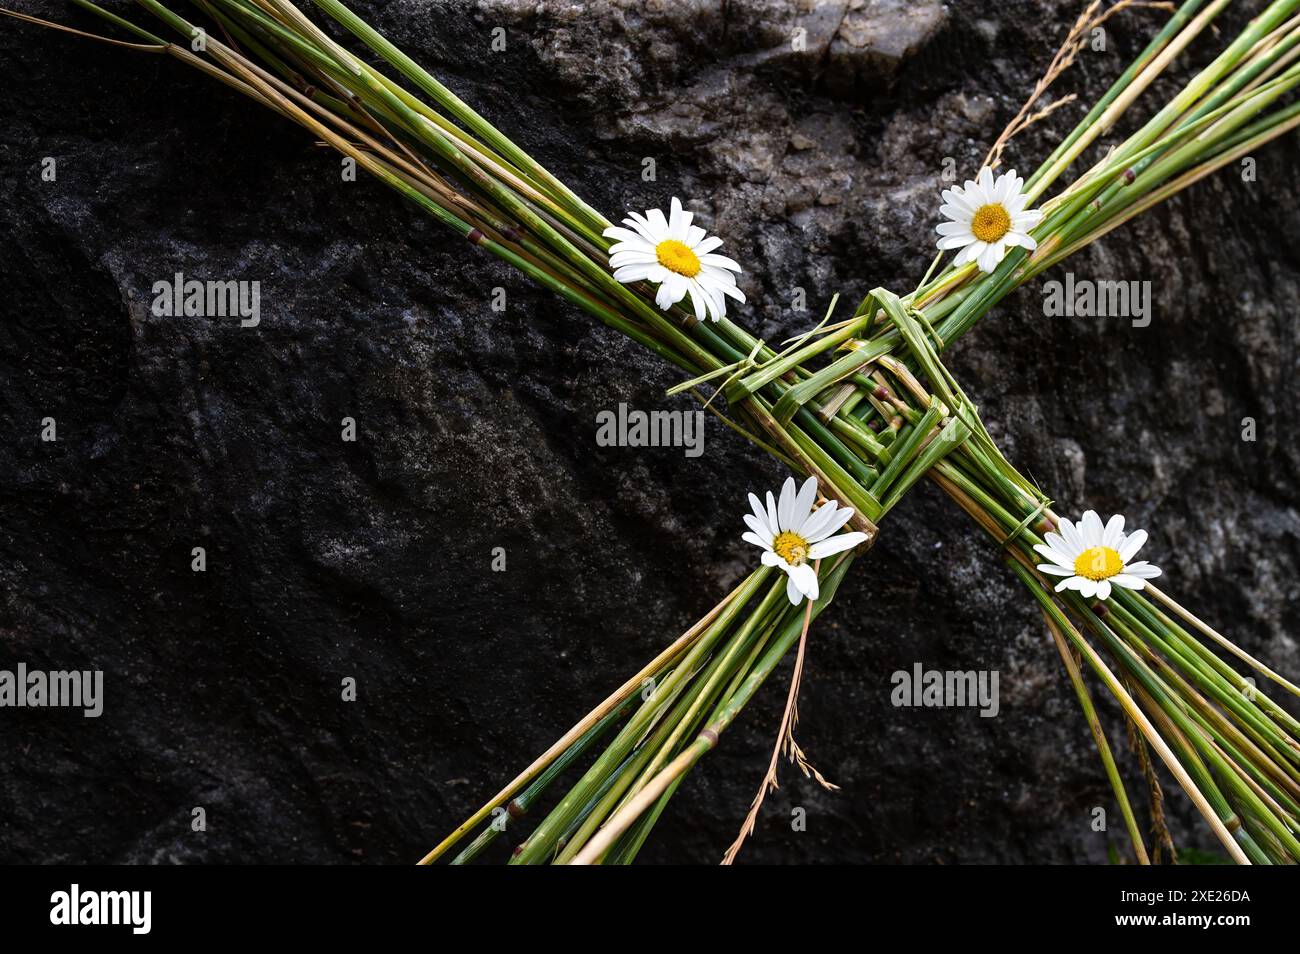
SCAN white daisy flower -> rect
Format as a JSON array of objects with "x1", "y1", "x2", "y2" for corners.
[
  {"x1": 1033, "y1": 510, "x2": 1162, "y2": 602},
  {"x1": 742, "y1": 476, "x2": 869, "y2": 606},
  {"x1": 935, "y1": 167, "x2": 1043, "y2": 274},
  {"x1": 602, "y1": 197, "x2": 745, "y2": 322}
]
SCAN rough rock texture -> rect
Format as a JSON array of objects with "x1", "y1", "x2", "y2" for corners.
[{"x1": 1, "y1": 0, "x2": 1297, "y2": 864}]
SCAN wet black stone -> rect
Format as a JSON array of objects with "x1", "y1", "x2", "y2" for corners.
[{"x1": 1, "y1": 0, "x2": 1296, "y2": 864}]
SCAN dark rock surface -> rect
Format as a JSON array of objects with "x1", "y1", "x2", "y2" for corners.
[{"x1": 1, "y1": 0, "x2": 1296, "y2": 864}]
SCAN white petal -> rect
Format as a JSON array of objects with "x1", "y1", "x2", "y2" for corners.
[
  {"x1": 791, "y1": 477, "x2": 819, "y2": 531},
  {"x1": 1077, "y1": 578, "x2": 1098, "y2": 598},
  {"x1": 687, "y1": 282, "x2": 707, "y2": 323},
  {"x1": 936, "y1": 220, "x2": 974, "y2": 236},
  {"x1": 625, "y1": 211, "x2": 663, "y2": 245},
  {"x1": 790, "y1": 563, "x2": 819, "y2": 601},
  {"x1": 741, "y1": 531, "x2": 769, "y2": 550},
  {"x1": 654, "y1": 281, "x2": 679, "y2": 311},
  {"x1": 807, "y1": 532, "x2": 867, "y2": 559},
  {"x1": 955, "y1": 241, "x2": 985, "y2": 266},
  {"x1": 608, "y1": 251, "x2": 658, "y2": 269},
  {"x1": 1057, "y1": 518, "x2": 1083, "y2": 553},
  {"x1": 646, "y1": 207, "x2": 669, "y2": 236},
  {"x1": 668, "y1": 197, "x2": 689, "y2": 241},
  {"x1": 1042, "y1": 531, "x2": 1069, "y2": 554},
  {"x1": 1095, "y1": 580, "x2": 1112, "y2": 601},
  {"x1": 668, "y1": 196, "x2": 683, "y2": 224},
  {"x1": 698, "y1": 264, "x2": 738, "y2": 287},
  {"x1": 699, "y1": 253, "x2": 741, "y2": 272},
  {"x1": 603, "y1": 226, "x2": 648, "y2": 246},
  {"x1": 702, "y1": 285, "x2": 725, "y2": 322},
  {"x1": 743, "y1": 512, "x2": 771, "y2": 541},
  {"x1": 994, "y1": 172, "x2": 1013, "y2": 204},
  {"x1": 801, "y1": 502, "x2": 848, "y2": 543},
  {"x1": 1037, "y1": 563, "x2": 1074, "y2": 577},
  {"x1": 1033, "y1": 543, "x2": 1075, "y2": 570},
  {"x1": 941, "y1": 188, "x2": 977, "y2": 216},
  {"x1": 612, "y1": 264, "x2": 655, "y2": 283},
  {"x1": 761, "y1": 550, "x2": 785, "y2": 568},
  {"x1": 1005, "y1": 190, "x2": 1030, "y2": 213},
  {"x1": 674, "y1": 209, "x2": 693, "y2": 242},
  {"x1": 785, "y1": 573, "x2": 804, "y2": 606},
  {"x1": 939, "y1": 202, "x2": 975, "y2": 223},
  {"x1": 977, "y1": 242, "x2": 1002, "y2": 273},
  {"x1": 1123, "y1": 560, "x2": 1161, "y2": 579},
  {"x1": 777, "y1": 477, "x2": 798, "y2": 531},
  {"x1": 1081, "y1": 510, "x2": 1104, "y2": 545},
  {"x1": 713, "y1": 281, "x2": 746, "y2": 303},
  {"x1": 1119, "y1": 529, "x2": 1148, "y2": 562},
  {"x1": 1014, "y1": 209, "x2": 1044, "y2": 228},
  {"x1": 747, "y1": 493, "x2": 773, "y2": 534},
  {"x1": 1103, "y1": 514, "x2": 1125, "y2": 549},
  {"x1": 1110, "y1": 573, "x2": 1146, "y2": 590}
]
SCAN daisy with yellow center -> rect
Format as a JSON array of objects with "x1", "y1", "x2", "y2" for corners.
[
  {"x1": 742, "y1": 476, "x2": 869, "y2": 606},
  {"x1": 1033, "y1": 510, "x2": 1162, "y2": 602},
  {"x1": 603, "y1": 197, "x2": 745, "y2": 322},
  {"x1": 935, "y1": 167, "x2": 1043, "y2": 274}
]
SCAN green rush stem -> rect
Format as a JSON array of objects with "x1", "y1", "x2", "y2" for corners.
[
  {"x1": 566, "y1": 554, "x2": 857, "y2": 864},
  {"x1": 1026, "y1": 97, "x2": 1300, "y2": 278},
  {"x1": 552, "y1": 579, "x2": 791, "y2": 864},
  {"x1": 1065, "y1": 597, "x2": 1291, "y2": 862},
  {"x1": 602, "y1": 603, "x2": 789, "y2": 864},
  {"x1": 154, "y1": 0, "x2": 717, "y2": 373},
  {"x1": 1139, "y1": 650, "x2": 1300, "y2": 816},
  {"x1": 1040, "y1": 609, "x2": 1150, "y2": 865},
  {"x1": 71, "y1": 0, "x2": 167, "y2": 42},
  {"x1": 1024, "y1": 0, "x2": 1220, "y2": 199},
  {"x1": 1140, "y1": 588, "x2": 1300, "y2": 717},
  {"x1": 1011, "y1": 565, "x2": 1253, "y2": 864},
  {"x1": 510, "y1": 567, "x2": 775, "y2": 864},
  {"x1": 306, "y1": 0, "x2": 610, "y2": 234},
  {"x1": 1030, "y1": 0, "x2": 1300, "y2": 242},
  {"x1": 1106, "y1": 600, "x2": 1300, "y2": 772},
  {"x1": 616, "y1": 608, "x2": 787, "y2": 810},
  {"x1": 448, "y1": 689, "x2": 641, "y2": 864}
]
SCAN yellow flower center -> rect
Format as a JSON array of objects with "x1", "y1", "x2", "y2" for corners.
[
  {"x1": 970, "y1": 203, "x2": 1012, "y2": 243},
  {"x1": 1074, "y1": 546, "x2": 1123, "y2": 581},
  {"x1": 773, "y1": 531, "x2": 810, "y2": 566},
  {"x1": 655, "y1": 239, "x2": 701, "y2": 277}
]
